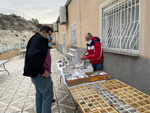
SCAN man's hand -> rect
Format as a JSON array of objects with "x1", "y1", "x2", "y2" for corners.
[
  {"x1": 81, "y1": 55, "x2": 88, "y2": 60},
  {"x1": 42, "y1": 70, "x2": 49, "y2": 78}
]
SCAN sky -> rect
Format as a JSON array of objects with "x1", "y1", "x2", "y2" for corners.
[{"x1": 0, "y1": 0, "x2": 67, "y2": 24}]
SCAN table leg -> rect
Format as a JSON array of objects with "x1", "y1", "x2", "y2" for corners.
[
  {"x1": 54, "y1": 92, "x2": 60, "y2": 113},
  {"x1": 3, "y1": 64, "x2": 9, "y2": 75},
  {"x1": 68, "y1": 90, "x2": 79, "y2": 113},
  {"x1": 60, "y1": 76, "x2": 62, "y2": 83},
  {"x1": 74, "y1": 104, "x2": 79, "y2": 113}
]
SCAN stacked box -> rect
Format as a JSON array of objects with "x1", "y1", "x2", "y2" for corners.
[
  {"x1": 65, "y1": 74, "x2": 90, "y2": 86},
  {"x1": 85, "y1": 71, "x2": 110, "y2": 82},
  {"x1": 76, "y1": 65, "x2": 93, "y2": 73},
  {"x1": 62, "y1": 66, "x2": 76, "y2": 75}
]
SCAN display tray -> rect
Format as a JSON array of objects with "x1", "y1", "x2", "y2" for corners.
[
  {"x1": 85, "y1": 71, "x2": 110, "y2": 82},
  {"x1": 90, "y1": 83, "x2": 139, "y2": 113},
  {"x1": 99, "y1": 79, "x2": 150, "y2": 113},
  {"x1": 70, "y1": 85, "x2": 98, "y2": 100},
  {"x1": 70, "y1": 79, "x2": 150, "y2": 113},
  {"x1": 77, "y1": 94, "x2": 118, "y2": 113},
  {"x1": 111, "y1": 87, "x2": 150, "y2": 113},
  {"x1": 100, "y1": 79, "x2": 129, "y2": 90}
]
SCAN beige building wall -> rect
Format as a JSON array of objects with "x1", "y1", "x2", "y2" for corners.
[
  {"x1": 56, "y1": 0, "x2": 80, "y2": 47},
  {"x1": 139, "y1": 0, "x2": 150, "y2": 58},
  {"x1": 80, "y1": 0, "x2": 105, "y2": 48},
  {"x1": 56, "y1": 0, "x2": 150, "y2": 58},
  {"x1": 57, "y1": 24, "x2": 66, "y2": 45},
  {"x1": 57, "y1": 0, "x2": 105, "y2": 48},
  {"x1": 67, "y1": 0, "x2": 80, "y2": 47}
]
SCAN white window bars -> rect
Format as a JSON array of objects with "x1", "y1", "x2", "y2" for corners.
[
  {"x1": 62, "y1": 32, "x2": 66, "y2": 54},
  {"x1": 70, "y1": 23, "x2": 77, "y2": 46},
  {"x1": 101, "y1": 0, "x2": 139, "y2": 55}
]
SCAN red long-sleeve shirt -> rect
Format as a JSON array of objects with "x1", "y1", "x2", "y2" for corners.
[{"x1": 84, "y1": 37, "x2": 104, "y2": 64}]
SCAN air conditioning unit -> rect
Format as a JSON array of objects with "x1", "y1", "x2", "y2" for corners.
[
  {"x1": 59, "y1": 6, "x2": 67, "y2": 24},
  {"x1": 53, "y1": 22, "x2": 58, "y2": 32}
]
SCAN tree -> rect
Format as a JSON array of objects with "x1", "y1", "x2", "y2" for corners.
[{"x1": 29, "y1": 18, "x2": 43, "y2": 29}]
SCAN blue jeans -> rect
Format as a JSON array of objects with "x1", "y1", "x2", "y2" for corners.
[
  {"x1": 92, "y1": 61, "x2": 104, "y2": 71},
  {"x1": 31, "y1": 74, "x2": 53, "y2": 113}
]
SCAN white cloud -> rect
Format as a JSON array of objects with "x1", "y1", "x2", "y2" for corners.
[{"x1": 0, "y1": 0, "x2": 66, "y2": 23}]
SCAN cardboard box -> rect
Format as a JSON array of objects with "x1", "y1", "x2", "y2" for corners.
[
  {"x1": 63, "y1": 73, "x2": 72, "y2": 77},
  {"x1": 85, "y1": 71, "x2": 110, "y2": 82},
  {"x1": 62, "y1": 66, "x2": 75, "y2": 72},
  {"x1": 62, "y1": 66, "x2": 76, "y2": 75},
  {"x1": 65, "y1": 74, "x2": 90, "y2": 86},
  {"x1": 76, "y1": 65, "x2": 93, "y2": 73}
]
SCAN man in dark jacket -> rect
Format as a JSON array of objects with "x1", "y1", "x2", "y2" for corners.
[{"x1": 23, "y1": 26, "x2": 53, "y2": 113}]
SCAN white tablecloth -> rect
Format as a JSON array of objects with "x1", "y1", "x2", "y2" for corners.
[{"x1": 56, "y1": 63, "x2": 106, "y2": 89}]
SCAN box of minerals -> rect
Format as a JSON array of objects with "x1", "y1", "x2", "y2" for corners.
[
  {"x1": 65, "y1": 74, "x2": 90, "y2": 86},
  {"x1": 62, "y1": 66, "x2": 76, "y2": 75},
  {"x1": 85, "y1": 71, "x2": 110, "y2": 82}
]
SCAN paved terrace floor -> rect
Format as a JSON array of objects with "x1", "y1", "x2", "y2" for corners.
[{"x1": 0, "y1": 49, "x2": 82, "y2": 113}]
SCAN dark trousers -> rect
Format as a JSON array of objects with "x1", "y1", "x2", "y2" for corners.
[
  {"x1": 92, "y1": 61, "x2": 104, "y2": 71},
  {"x1": 31, "y1": 74, "x2": 53, "y2": 113}
]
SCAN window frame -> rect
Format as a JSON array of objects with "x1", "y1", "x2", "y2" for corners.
[
  {"x1": 99, "y1": 0, "x2": 140, "y2": 57},
  {"x1": 70, "y1": 22, "x2": 77, "y2": 47},
  {"x1": 62, "y1": 32, "x2": 67, "y2": 55}
]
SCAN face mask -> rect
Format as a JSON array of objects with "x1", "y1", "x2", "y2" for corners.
[
  {"x1": 87, "y1": 40, "x2": 92, "y2": 45},
  {"x1": 48, "y1": 42, "x2": 51, "y2": 47}
]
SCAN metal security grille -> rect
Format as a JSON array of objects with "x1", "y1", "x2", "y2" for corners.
[
  {"x1": 62, "y1": 33, "x2": 66, "y2": 54},
  {"x1": 70, "y1": 24, "x2": 77, "y2": 46},
  {"x1": 102, "y1": 0, "x2": 139, "y2": 55}
]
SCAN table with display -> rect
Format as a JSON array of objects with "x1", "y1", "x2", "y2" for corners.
[
  {"x1": 56, "y1": 62, "x2": 106, "y2": 113},
  {"x1": 56, "y1": 63, "x2": 150, "y2": 113}
]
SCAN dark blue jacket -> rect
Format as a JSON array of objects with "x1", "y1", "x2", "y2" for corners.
[{"x1": 23, "y1": 33, "x2": 48, "y2": 77}]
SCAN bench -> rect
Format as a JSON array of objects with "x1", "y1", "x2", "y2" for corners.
[{"x1": 0, "y1": 60, "x2": 9, "y2": 75}]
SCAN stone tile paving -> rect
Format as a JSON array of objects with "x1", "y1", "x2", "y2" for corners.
[{"x1": 0, "y1": 49, "x2": 81, "y2": 113}]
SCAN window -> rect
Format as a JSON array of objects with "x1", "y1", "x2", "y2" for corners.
[
  {"x1": 70, "y1": 23, "x2": 77, "y2": 46},
  {"x1": 101, "y1": 0, "x2": 139, "y2": 55},
  {"x1": 62, "y1": 32, "x2": 66, "y2": 46},
  {"x1": 62, "y1": 32, "x2": 66, "y2": 54}
]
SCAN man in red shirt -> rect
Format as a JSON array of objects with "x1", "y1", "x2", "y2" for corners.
[{"x1": 81, "y1": 33, "x2": 104, "y2": 71}]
